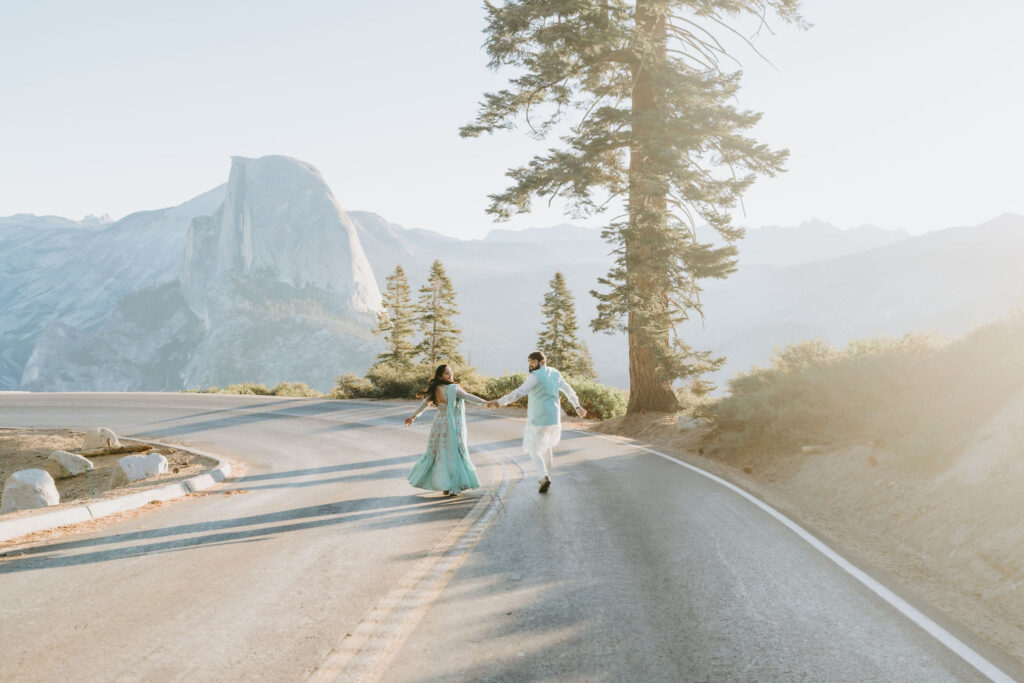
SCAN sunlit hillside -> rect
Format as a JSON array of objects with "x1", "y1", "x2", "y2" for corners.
[{"x1": 707, "y1": 309, "x2": 1024, "y2": 463}]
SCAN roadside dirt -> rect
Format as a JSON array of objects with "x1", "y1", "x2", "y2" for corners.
[
  {"x1": 0, "y1": 428, "x2": 214, "y2": 521},
  {"x1": 587, "y1": 410, "x2": 1024, "y2": 666}
]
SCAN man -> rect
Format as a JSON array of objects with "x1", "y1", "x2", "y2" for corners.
[{"x1": 487, "y1": 351, "x2": 587, "y2": 493}]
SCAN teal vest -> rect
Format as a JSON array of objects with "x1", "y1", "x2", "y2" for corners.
[{"x1": 527, "y1": 366, "x2": 562, "y2": 427}]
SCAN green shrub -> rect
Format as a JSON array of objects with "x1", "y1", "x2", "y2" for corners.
[
  {"x1": 365, "y1": 363, "x2": 433, "y2": 399},
  {"x1": 676, "y1": 380, "x2": 716, "y2": 419},
  {"x1": 769, "y1": 337, "x2": 838, "y2": 372},
  {"x1": 453, "y1": 366, "x2": 489, "y2": 397},
  {"x1": 269, "y1": 381, "x2": 322, "y2": 398},
  {"x1": 708, "y1": 315, "x2": 1024, "y2": 459},
  {"x1": 222, "y1": 382, "x2": 272, "y2": 395},
  {"x1": 185, "y1": 381, "x2": 322, "y2": 397},
  {"x1": 331, "y1": 373, "x2": 376, "y2": 399},
  {"x1": 484, "y1": 372, "x2": 529, "y2": 406},
  {"x1": 331, "y1": 363, "x2": 491, "y2": 401},
  {"x1": 562, "y1": 375, "x2": 628, "y2": 420}
]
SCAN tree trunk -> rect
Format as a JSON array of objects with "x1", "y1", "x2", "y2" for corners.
[
  {"x1": 626, "y1": 1, "x2": 679, "y2": 414},
  {"x1": 626, "y1": 312, "x2": 678, "y2": 413}
]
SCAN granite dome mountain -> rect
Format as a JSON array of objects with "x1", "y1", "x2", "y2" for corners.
[{"x1": 8, "y1": 156, "x2": 382, "y2": 392}]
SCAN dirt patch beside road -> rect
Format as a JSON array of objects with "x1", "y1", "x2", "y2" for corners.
[{"x1": 0, "y1": 428, "x2": 214, "y2": 520}]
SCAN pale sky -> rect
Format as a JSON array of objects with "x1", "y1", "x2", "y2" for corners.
[{"x1": 1, "y1": 1, "x2": 1022, "y2": 238}]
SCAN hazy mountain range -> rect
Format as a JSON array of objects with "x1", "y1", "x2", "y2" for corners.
[{"x1": 2, "y1": 154, "x2": 1021, "y2": 392}]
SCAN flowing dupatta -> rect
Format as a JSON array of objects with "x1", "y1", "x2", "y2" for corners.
[{"x1": 442, "y1": 384, "x2": 477, "y2": 491}]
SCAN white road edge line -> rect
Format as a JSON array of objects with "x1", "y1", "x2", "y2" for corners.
[{"x1": 573, "y1": 429, "x2": 1015, "y2": 683}]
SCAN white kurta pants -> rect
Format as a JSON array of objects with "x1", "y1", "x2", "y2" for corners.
[{"x1": 523, "y1": 423, "x2": 562, "y2": 481}]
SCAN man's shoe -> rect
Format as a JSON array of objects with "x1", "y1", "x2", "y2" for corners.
[{"x1": 538, "y1": 476, "x2": 551, "y2": 493}]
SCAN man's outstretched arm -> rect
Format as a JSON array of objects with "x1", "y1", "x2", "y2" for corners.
[
  {"x1": 559, "y1": 377, "x2": 587, "y2": 418},
  {"x1": 486, "y1": 374, "x2": 538, "y2": 407}
]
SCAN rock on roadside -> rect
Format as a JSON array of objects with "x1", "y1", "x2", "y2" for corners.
[
  {"x1": 45, "y1": 450, "x2": 95, "y2": 479},
  {"x1": 1, "y1": 469, "x2": 61, "y2": 513},
  {"x1": 82, "y1": 427, "x2": 121, "y2": 451},
  {"x1": 109, "y1": 453, "x2": 169, "y2": 488}
]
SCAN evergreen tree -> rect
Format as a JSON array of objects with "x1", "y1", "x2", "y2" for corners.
[
  {"x1": 537, "y1": 271, "x2": 596, "y2": 378},
  {"x1": 414, "y1": 260, "x2": 464, "y2": 366},
  {"x1": 374, "y1": 265, "x2": 416, "y2": 368},
  {"x1": 462, "y1": 0, "x2": 805, "y2": 413}
]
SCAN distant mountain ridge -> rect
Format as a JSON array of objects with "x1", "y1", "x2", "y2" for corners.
[
  {"x1": 2, "y1": 154, "x2": 1020, "y2": 393},
  {"x1": 684, "y1": 212, "x2": 1024, "y2": 388},
  {"x1": 722, "y1": 218, "x2": 911, "y2": 266}
]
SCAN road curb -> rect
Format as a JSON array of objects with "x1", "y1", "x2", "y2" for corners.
[{"x1": 0, "y1": 437, "x2": 232, "y2": 543}]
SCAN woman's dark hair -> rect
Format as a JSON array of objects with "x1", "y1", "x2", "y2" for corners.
[{"x1": 418, "y1": 364, "x2": 456, "y2": 403}]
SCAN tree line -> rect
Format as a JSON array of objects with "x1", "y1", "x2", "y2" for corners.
[{"x1": 374, "y1": 260, "x2": 594, "y2": 378}]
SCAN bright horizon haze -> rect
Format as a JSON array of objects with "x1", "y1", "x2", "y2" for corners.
[{"x1": 1, "y1": 1, "x2": 1022, "y2": 238}]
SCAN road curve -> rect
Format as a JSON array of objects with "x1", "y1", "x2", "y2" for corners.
[{"x1": 0, "y1": 393, "x2": 1013, "y2": 681}]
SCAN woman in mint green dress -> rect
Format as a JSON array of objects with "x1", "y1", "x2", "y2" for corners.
[{"x1": 404, "y1": 364, "x2": 486, "y2": 495}]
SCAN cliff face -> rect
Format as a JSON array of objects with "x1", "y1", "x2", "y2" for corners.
[
  {"x1": 182, "y1": 156, "x2": 380, "y2": 320},
  {"x1": 16, "y1": 156, "x2": 383, "y2": 391},
  {"x1": 0, "y1": 186, "x2": 226, "y2": 389}
]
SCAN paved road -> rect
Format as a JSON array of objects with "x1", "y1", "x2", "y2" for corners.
[{"x1": 0, "y1": 393, "x2": 1013, "y2": 681}]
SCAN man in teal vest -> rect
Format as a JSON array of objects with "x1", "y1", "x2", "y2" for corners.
[{"x1": 488, "y1": 351, "x2": 587, "y2": 493}]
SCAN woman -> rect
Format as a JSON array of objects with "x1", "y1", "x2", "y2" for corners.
[{"x1": 404, "y1": 364, "x2": 487, "y2": 495}]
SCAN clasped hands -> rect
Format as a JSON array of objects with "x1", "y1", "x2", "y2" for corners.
[{"x1": 483, "y1": 399, "x2": 587, "y2": 419}]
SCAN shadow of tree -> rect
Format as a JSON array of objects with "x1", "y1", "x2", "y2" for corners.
[
  {"x1": 0, "y1": 493, "x2": 478, "y2": 574},
  {"x1": 148, "y1": 399, "x2": 406, "y2": 438}
]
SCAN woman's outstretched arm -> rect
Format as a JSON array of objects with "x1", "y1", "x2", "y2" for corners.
[
  {"x1": 455, "y1": 385, "x2": 488, "y2": 406},
  {"x1": 404, "y1": 397, "x2": 431, "y2": 426}
]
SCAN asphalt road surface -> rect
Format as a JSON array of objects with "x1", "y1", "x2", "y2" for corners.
[{"x1": 0, "y1": 393, "x2": 1015, "y2": 681}]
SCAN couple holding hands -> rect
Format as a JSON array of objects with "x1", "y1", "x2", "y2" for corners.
[{"x1": 404, "y1": 351, "x2": 586, "y2": 496}]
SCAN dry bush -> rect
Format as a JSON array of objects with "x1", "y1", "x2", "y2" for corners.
[{"x1": 708, "y1": 314, "x2": 1024, "y2": 460}]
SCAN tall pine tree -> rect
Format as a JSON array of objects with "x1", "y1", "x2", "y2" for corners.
[
  {"x1": 462, "y1": 0, "x2": 805, "y2": 413},
  {"x1": 415, "y1": 260, "x2": 465, "y2": 367},
  {"x1": 374, "y1": 265, "x2": 416, "y2": 368},
  {"x1": 537, "y1": 271, "x2": 595, "y2": 378}
]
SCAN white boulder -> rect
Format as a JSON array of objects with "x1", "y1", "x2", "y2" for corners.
[
  {"x1": 83, "y1": 427, "x2": 121, "y2": 451},
  {"x1": 109, "y1": 453, "x2": 168, "y2": 488},
  {"x1": 45, "y1": 450, "x2": 95, "y2": 479},
  {"x1": 1, "y1": 469, "x2": 60, "y2": 514}
]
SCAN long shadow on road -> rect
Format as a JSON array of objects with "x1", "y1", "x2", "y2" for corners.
[
  {"x1": 138, "y1": 399, "x2": 289, "y2": 425},
  {"x1": 232, "y1": 454, "x2": 420, "y2": 483},
  {"x1": 0, "y1": 493, "x2": 477, "y2": 575},
  {"x1": 141, "y1": 400, "x2": 410, "y2": 439}
]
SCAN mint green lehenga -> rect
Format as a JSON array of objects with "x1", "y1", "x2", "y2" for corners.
[{"x1": 407, "y1": 383, "x2": 483, "y2": 493}]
